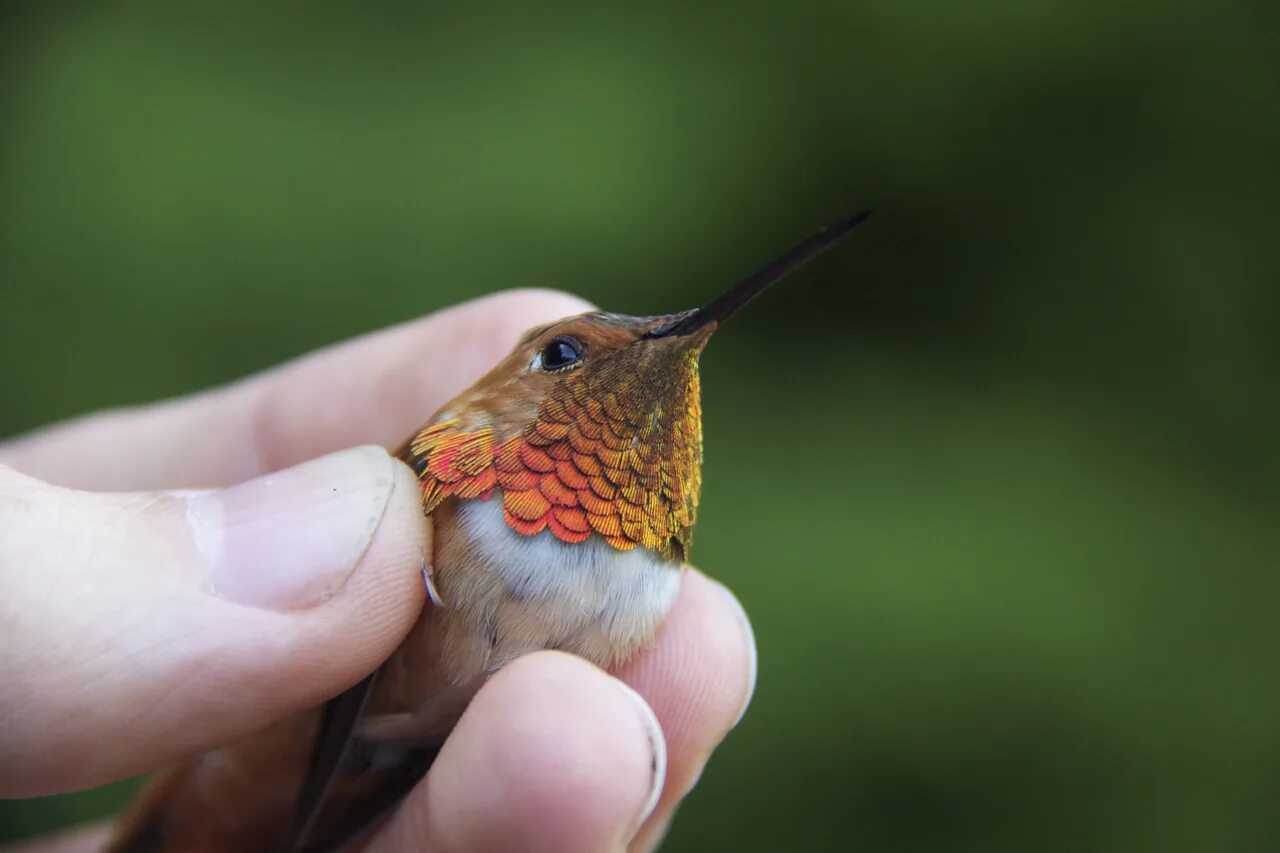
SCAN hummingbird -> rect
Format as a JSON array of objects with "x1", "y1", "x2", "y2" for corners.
[{"x1": 109, "y1": 210, "x2": 874, "y2": 852}]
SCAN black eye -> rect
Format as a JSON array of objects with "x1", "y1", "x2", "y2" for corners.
[{"x1": 536, "y1": 336, "x2": 584, "y2": 371}]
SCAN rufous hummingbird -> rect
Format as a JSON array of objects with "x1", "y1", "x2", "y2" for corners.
[{"x1": 109, "y1": 210, "x2": 874, "y2": 852}]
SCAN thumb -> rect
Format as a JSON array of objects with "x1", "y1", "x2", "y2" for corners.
[{"x1": 0, "y1": 446, "x2": 428, "y2": 797}]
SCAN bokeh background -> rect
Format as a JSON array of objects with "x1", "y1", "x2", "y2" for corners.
[{"x1": 3, "y1": 2, "x2": 1278, "y2": 850}]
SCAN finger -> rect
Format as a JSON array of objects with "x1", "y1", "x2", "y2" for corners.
[
  {"x1": 0, "y1": 447, "x2": 428, "y2": 797},
  {"x1": 367, "y1": 653, "x2": 665, "y2": 853},
  {"x1": 0, "y1": 289, "x2": 593, "y2": 491},
  {"x1": 614, "y1": 569, "x2": 757, "y2": 851}
]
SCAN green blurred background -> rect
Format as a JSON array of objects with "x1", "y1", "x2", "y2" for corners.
[{"x1": 3, "y1": 1, "x2": 1278, "y2": 850}]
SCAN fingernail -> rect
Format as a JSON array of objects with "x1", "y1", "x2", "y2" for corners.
[
  {"x1": 613, "y1": 678, "x2": 667, "y2": 839},
  {"x1": 710, "y1": 578, "x2": 757, "y2": 729},
  {"x1": 186, "y1": 446, "x2": 395, "y2": 610}
]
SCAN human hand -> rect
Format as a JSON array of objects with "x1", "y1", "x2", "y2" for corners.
[{"x1": 0, "y1": 290, "x2": 756, "y2": 852}]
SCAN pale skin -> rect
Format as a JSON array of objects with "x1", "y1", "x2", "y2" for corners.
[{"x1": 0, "y1": 290, "x2": 756, "y2": 852}]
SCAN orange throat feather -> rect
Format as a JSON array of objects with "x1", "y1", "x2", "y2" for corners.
[{"x1": 403, "y1": 339, "x2": 703, "y2": 563}]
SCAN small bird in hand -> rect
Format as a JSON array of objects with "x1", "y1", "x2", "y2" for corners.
[{"x1": 110, "y1": 210, "x2": 874, "y2": 852}]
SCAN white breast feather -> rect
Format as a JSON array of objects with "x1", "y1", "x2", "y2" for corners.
[{"x1": 452, "y1": 497, "x2": 681, "y2": 661}]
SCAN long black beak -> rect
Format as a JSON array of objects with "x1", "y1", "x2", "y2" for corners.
[{"x1": 649, "y1": 208, "x2": 874, "y2": 339}]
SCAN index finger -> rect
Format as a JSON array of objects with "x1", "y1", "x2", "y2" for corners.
[{"x1": 0, "y1": 290, "x2": 592, "y2": 490}]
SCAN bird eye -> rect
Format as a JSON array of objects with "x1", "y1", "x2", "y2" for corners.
[{"x1": 531, "y1": 335, "x2": 585, "y2": 372}]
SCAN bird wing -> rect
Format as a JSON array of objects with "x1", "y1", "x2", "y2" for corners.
[{"x1": 287, "y1": 686, "x2": 439, "y2": 851}]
